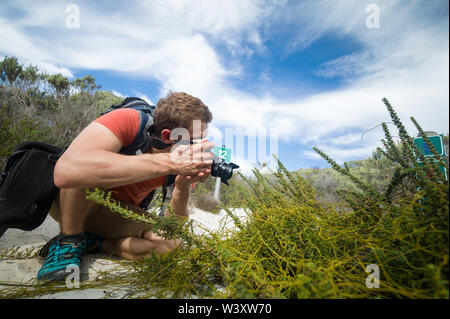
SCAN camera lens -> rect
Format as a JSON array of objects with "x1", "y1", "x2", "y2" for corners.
[{"x1": 211, "y1": 159, "x2": 239, "y2": 185}]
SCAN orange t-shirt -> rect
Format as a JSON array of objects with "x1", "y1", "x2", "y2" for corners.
[{"x1": 94, "y1": 109, "x2": 166, "y2": 205}]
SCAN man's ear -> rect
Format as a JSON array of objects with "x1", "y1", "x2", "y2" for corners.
[{"x1": 161, "y1": 129, "x2": 172, "y2": 143}]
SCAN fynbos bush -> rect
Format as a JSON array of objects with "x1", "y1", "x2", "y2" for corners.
[
  {"x1": 76, "y1": 99, "x2": 447, "y2": 299},
  {"x1": 1, "y1": 65, "x2": 447, "y2": 299},
  {"x1": 194, "y1": 193, "x2": 221, "y2": 214}
]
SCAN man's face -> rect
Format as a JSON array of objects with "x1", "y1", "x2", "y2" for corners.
[
  {"x1": 190, "y1": 122, "x2": 208, "y2": 141},
  {"x1": 157, "y1": 122, "x2": 209, "y2": 152}
]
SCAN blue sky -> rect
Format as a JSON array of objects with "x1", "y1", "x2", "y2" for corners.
[{"x1": 1, "y1": 0, "x2": 448, "y2": 173}]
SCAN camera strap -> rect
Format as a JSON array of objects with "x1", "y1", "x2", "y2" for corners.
[{"x1": 158, "y1": 174, "x2": 177, "y2": 217}]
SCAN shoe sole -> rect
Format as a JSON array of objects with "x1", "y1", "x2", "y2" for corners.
[{"x1": 37, "y1": 268, "x2": 76, "y2": 283}]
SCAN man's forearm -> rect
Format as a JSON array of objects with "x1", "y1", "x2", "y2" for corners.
[
  {"x1": 168, "y1": 184, "x2": 191, "y2": 218},
  {"x1": 54, "y1": 150, "x2": 174, "y2": 189}
]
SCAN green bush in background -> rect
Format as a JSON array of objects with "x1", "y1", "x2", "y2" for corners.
[{"x1": 0, "y1": 56, "x2": 122, "y2": 168}]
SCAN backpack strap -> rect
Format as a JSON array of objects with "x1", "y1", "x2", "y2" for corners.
[
  {"x1": 119, "y1": 110, "x2": 154, "y2": 155},
  {"x1": 138, "y1": 174, "x2": 177, "y2": 213},
  {"x1": 158, "y1": 174, "x2": 177, "y2": 217},
  {"x1": 139, "y1": 189, "x2": 156, "y2": 210},
  {"x1": 103, "y1": 97, "x2": 156, "y2": 156},
  {"x1": 101, "y1": 97, "x2": 154, "y2": 116}
]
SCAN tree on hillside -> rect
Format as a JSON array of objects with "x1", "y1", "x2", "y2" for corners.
[
  {"x1": 71, "y1": 75, "x2": 101, "y2": 94},
  {"x1": 18, "y1": 65, "x2": 40, "y2": 88},
  {"x1": 46, "y1": 73, "x2": 70, "y2": 98},
  {"x1": 0, "y1": 56, "x2": 23, "y2": 86},
  {"x1": 0, "y1": 56, "x2": 122, "y2": 167}
]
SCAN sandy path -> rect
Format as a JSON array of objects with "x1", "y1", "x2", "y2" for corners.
[{"x1": 0, "y1": 207, "x2": 247, "y2": 298}]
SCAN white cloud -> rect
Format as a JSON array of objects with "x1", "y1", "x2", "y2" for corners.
[
  {"x1": 111, "y1": 90, "x2": 124, "y2": 98},
  {"x1": 0, "y1": 17, "x2": 74, "y2": 78},
  {"x1": 0, "y1": 0, "x2": 448, "y2": 167},
  {"x1": 303, "y1": 145, "x2": 379, "y2": 165},
  {"x1": 328, "y1": 133, "x2": 364, "y2": 146},
  {"x1": 135, "y1": 93, "x2": 154, "y2": 106},
  {"x1": 201, "y1": 0, "x2": 449, "y2": 162},
  {"x1": 314, "y1": 52, "x2": 373, "y2": 79},
  {"x1": 0, "y1": 17, "x2": 48, "y2": 61},
  {"x1": 205, "y1": 123, "x2": 223, "y2": 146},
  {"x1": 32, "y1": 61, "x2": 74, "y2": 78}
]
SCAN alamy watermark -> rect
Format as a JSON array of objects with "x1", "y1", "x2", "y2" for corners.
[
  {"x1": 365, "y1": 264, "x2": 380, "y2": 288},
  {"x1": 65, "y1": 4, "x2": 80, "y2": 29},
  {"x1": 65, "y1": 264, "x2": 80, "y2": 288},
  {"x1": 168, "y1": 120, "x2": 279, "y2": 166},
  {"x1": 365, "y1": 4, "x2": 380, "y2": 29}
]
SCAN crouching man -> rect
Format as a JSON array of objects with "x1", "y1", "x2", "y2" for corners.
[{"x1": 37, "y1": 92, "x2": 215, "y2": 281}]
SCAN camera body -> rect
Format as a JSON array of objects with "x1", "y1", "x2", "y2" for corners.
[
  {"x1": 211, "y1": 156, "x2": 239, "y2": 185},
  {"x1": 150, "y1": 137, "x2": 240, "y2": 185}
]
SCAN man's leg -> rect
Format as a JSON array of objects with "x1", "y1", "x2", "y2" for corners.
[
  {"x1": 49, "y1": 188, "x2": 97, "y2": 235},
  {"x1": 101, "y1": 231, "x2": 181, "y2": 261},
  {"x1": 50, "y1": 194, "x2": 182, "y2": 261},
  {"x1": 37, "y1": 188, "x2": 96, "y2": 281},
  {"x1": 59, "y1": 188, "x2": 97, "y2": 235}
]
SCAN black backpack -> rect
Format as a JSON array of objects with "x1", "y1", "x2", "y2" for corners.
[{"x1": 0, "y1": 142, "x2": 65, "y2": 238}]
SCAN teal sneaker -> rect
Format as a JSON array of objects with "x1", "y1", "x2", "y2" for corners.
[
  {"x1": 36, "y1": 234, "x2": 85, "y2": 282},
  {"x1": 37, "y1": 235, "x2": 60, "y2": 260},
  {"x1": 38, "y1": 232, "x2": 104, "y2": 260},
  {"x1": 83, "y1": 232, "x2": 104, "y2": 254}
]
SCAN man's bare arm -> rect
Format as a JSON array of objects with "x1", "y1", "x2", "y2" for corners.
[
  {"x1": 167, "y1": 170, "x2": 211, "y2": 218},
  {"x1": 54, "y1": 123, "x2": 175, "y2": 189},
  {"x1": 168, "y1": 184, "x2": 191, "y2": 218},
  {"x1": 55, "y1": 122, "x2": 214, "y2": 189}
]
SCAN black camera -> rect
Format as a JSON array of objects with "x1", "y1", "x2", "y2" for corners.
[
  {"x1": 211, "y1": 157, "x2": 239, "y2": 185},
  {"x1": 152, "y1": 137, "x2": 240, "y2": 184}
]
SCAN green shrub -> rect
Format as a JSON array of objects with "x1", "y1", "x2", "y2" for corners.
[
  {"x1": 191, "y1": 174, "x2": 249, "y2": 209},
  {"x1": 73, "y1": 99, "x2": 447, "y2": 299},
  {"x1": 194, "y1": 193, "x2": 221, "y2": 213},
  {"x1": 1, "y1": 71, "x2": 447, "y2": 299},
  {"x1": 0, "y1": 56, "x2": 123, "y2": 168},
  {"x1": 0, "y1": 108, "x2": 55, "y2": 168}
]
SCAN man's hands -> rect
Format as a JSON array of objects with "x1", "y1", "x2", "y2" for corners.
[
  {"x1": 165, "y1": 139, "x2": 213, "y2": 218},
  {"x1": 166, "y1": 138, "x2": 214, "y2": 189},
  {"x1": 168, "y1": 138, "x2": 214, "y2": 176},
  {"x1": 174, "y1": 169, "x2": 211, "y2": 189}
]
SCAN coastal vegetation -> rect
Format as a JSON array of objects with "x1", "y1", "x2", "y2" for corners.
[{"x1": 0, "y1": 57, "x2": 448, "y2": 299}]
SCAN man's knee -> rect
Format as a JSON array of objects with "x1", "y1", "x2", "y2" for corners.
[{"x1": 60, "y1": 188, "x2": 93, "y2": 202}]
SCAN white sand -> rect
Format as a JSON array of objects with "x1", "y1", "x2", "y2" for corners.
[
  {"x1": 0, "y1": 207, "x2": 248, "y2": 298},
  {"x1": 189, "y1": 206, "x2": 248, "y2": 235}
]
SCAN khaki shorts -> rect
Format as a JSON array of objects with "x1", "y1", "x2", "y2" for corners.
[{"x1": 48, "y1": 189, "x2": 154, "y2": 240}]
